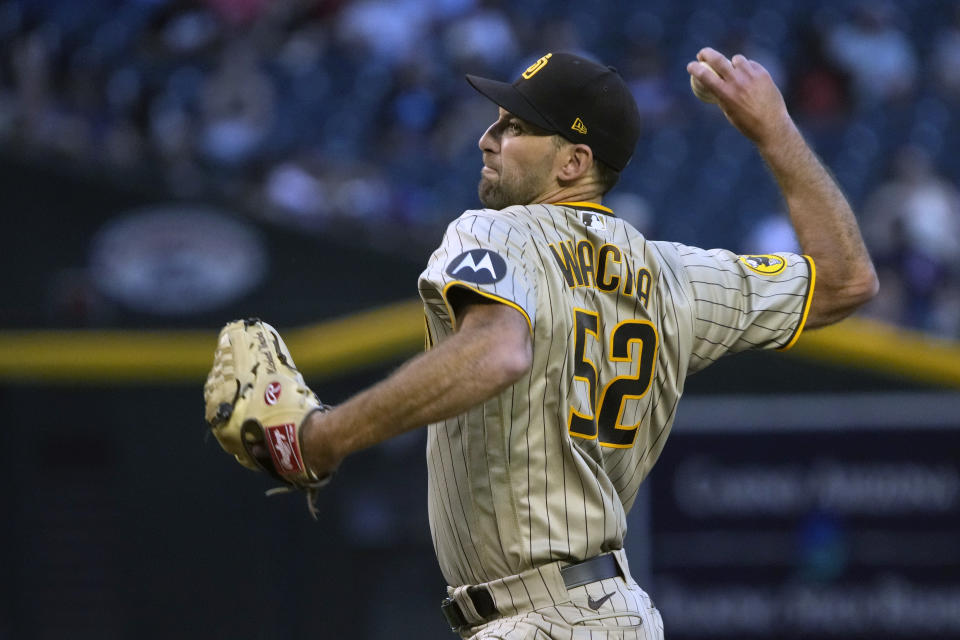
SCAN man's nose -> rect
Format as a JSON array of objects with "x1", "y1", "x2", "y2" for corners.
[{"x1": 478, "y1": 123, "x2": 499, "y2": 153}]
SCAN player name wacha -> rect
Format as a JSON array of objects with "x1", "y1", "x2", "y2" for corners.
[{"x1": 547, "y1": 240, "x2": 651, "y2": 306}]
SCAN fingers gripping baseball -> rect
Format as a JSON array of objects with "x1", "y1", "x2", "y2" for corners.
[
  {"x1": 687, "y1": 47, "x2": 791, "y2": 145},
  {"x1": 689, "y1": 61, "x2": 720, "y2": 104}
]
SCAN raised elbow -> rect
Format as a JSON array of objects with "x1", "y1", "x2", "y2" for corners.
[
  {"x1": 857, "y1": 269, "x2": 881, "y2": 305},
  {"x1": 843, "y1": 259, "x2": 880, "y2": 308},
  {"x1": 807, "y1": 264, "x2": 879, "y2": 328}
]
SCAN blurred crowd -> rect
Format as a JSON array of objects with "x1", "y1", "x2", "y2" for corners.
[{"x1": 2, "y1": 0, "x2": 960, "y2": 337}]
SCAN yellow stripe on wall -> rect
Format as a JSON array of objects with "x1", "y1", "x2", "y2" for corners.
[
  {"x1": 0, "y1": 305, "x2": 958, "y2": 388},
  {"x1": 790, "y1": 316, "x2": 960, "y2": 388},
  {"x1": 0, "y1": 300, "x2": 425, "y2": 384}
]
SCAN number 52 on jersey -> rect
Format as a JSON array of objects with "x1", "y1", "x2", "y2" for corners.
[{"x1": 568, "y1": 308, "x2": 658, "y2": 449}]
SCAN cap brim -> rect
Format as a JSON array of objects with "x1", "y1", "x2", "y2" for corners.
[{"x1": 465, "y1": 74, "x2": 556, "y2": 132}]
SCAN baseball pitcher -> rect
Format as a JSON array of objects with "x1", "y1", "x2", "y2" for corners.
[{"x1": 204, "y1": 49, "x2": 877, "y2": 639}]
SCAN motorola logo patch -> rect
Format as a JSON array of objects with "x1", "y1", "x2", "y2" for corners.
[{"x1": 446, "y1": 249, "x2": 508, "y2": 284}]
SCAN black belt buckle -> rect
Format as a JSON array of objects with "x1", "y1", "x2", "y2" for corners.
[
  {"x1": 441, "y1": 596, "x2": 467, "y2": 631},
  {"x1": 441, "y1": 587, "x2": 498, "y2": 631}
]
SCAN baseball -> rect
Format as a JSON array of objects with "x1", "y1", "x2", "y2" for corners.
[{"x1": 690, "y1": 61, "x2": 720, "y2": 103}]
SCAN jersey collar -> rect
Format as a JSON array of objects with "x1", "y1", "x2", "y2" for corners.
[{"x1": 555, "y1": 201, "x2": 615, "y2": 216}]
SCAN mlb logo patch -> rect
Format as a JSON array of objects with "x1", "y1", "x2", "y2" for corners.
[
  {"x1": 582, "y1": 212, "x2": 606, "y2": 231},
  {"x1": 266, "y1": 423, "x2": 304, "y2": 475}
]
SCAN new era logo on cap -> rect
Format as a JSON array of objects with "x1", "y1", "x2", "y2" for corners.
[{"x1": 571, "y1": 118, "x2": 587, "y2": 134}]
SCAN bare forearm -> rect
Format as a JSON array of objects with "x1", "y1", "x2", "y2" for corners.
[
  {"x1": 309, "y1": 335, "x2": 502, "y2": 461},
  {"x1": 758, "y1": 122, "x2": 878, "y2": 326},
  {"x1": 301, "y1": 303, "x2": 531, "y2": 474}
]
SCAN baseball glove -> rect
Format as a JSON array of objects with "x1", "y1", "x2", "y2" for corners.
[{"x1": 204, "y1": 318, "x2": 331, "y2": 518}]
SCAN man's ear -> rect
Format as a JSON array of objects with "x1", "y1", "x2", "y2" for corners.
[{"x1": 557, "y1": 143, "x2": 594, "y2": 182}]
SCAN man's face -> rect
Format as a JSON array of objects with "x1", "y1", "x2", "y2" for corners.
[{"x1": 477, "y1": 108, "x2": 560, "y2": 209}]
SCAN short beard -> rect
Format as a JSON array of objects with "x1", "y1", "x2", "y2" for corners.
[
  {"x1": 478, "y1": 175, "x2": 513, "y2": 210},
  {"x1": 477, "y1": 167, "x2": 547, "y2": 210}
]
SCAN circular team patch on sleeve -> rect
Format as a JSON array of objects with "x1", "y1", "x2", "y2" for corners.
[
  {"x1": 738, "y1": 254, "x2": 786, "y2": 275},
  {"x1": 445, "y1": 249, "x2": 508, "y2": 284}
]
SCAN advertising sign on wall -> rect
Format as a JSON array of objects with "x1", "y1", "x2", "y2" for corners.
[{"x1": 649, "y1": 393, "x2": 960, "y2": 640}]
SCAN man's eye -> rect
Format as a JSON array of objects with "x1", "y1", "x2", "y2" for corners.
[{"x1": 507, "y1": 122, "x2": 522, "y2": 134}]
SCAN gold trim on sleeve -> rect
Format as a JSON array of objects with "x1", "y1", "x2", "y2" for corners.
[
  {"x1": 440, "y1": 281, "x2": 534, "y2": 336},
  {"x1": 778, "y1": 255, "x2": 816, "y2": 351}
]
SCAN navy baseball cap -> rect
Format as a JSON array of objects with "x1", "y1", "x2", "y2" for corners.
[{"x1": 466, "y1": 52, "x2": 641, "y2": 172}]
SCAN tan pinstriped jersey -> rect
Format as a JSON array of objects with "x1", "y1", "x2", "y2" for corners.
[{"x1": 418, "y1": 202, "x2": 815, "y2": 587}]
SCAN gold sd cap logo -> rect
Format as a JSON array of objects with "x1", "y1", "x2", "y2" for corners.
[
  {"x1": 739, "y1": 254, "x2": 786, "y2": 275},
  {"x1": 522, "y1": 53, "x2": 552, "y2": 79}
]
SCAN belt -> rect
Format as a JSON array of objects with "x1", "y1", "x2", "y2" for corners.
[{"x1": 440, "y1": 554, "x2": 621, "y2": 631}]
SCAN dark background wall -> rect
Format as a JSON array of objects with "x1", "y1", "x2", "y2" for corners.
[{"x1": 0, "y1": 156, "x2": 426, "y2": 331}]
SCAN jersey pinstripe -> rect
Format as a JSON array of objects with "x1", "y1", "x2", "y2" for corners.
[{"x1": 418, "y1": 202, "x2": 815, "y2": 588}]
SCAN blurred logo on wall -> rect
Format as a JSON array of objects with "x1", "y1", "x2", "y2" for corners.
[{"x1": 90, "y1": 205, "x2": 267, "y2": 315}]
